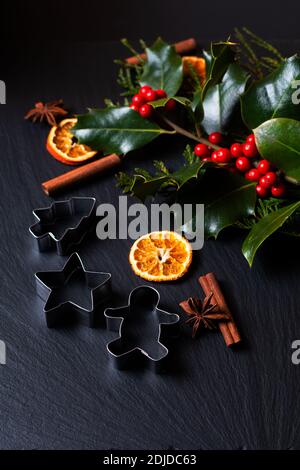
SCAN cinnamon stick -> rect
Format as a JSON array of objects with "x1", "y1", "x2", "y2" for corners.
[
  {"x1": 125, "y1": 38, "x2": 197, "y2": 65},
  {"x1": 199, "y1": 273, "x2": 241, "y2": 347},
  {"x1": 42, "y1": 153, "x2": 122, "y2": 196}
]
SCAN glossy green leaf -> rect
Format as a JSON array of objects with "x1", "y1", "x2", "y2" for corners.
[
  {"x1": 171, "y1": 160, "x2": 206, "y2": 188},
  {"x1": 149, "y1": 96, "x2": 190, "y2": 109},
  {"x1": 241, "y1": 55, "x2": 300, "y2": 129},
  {"x1": 204, "y1": 171, "x2": 256, "y2": 238},
  {"x1": 131, "y1": 160, "x2": 205, "y2": 201},
  {"x1": 182, "y1": 169, "x2": 257, "y2": 238},
  {"x1": 191, "y1": 89, "x2": 204, "y2": 123},
  {"x1": 203, "y1": 49, "x2": 212, "y2": 76},
  {"x1": 201, "y1": 41, "x2": 236, "y2": 98},
  {"x1": 242, "y1": 201, "x2": 300, "y2": 266},
  {"x1": 254, "y1": 118, "x2": 300, "y2": 181},
  {"x1": 73, "y1": 107, "x2": 174, "y2": 155},
  {"x1": 201, "y1": 63, "x2": 249, "y2": 134},
  {"x1": 140, "y1": 38, "x2": 183, "y2": 97}
]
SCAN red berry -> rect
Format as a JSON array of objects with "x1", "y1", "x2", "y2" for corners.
[
  {"x1": 216, "y1": 148, "x2": 231, "y2": 163},
  {"x1": 245, "y1": 168, "x2": 260, "y2": 182},
  {"x1": 194, "y1": 143, "x2": 209, "y2": 157},
  {"x1": 246, "y1": 134, "x2": 256, "y2": 144},
  {"x1": 230, "y1": 143, "x2": 243, "y2": 158},
  {"x1": 139, "y1": 104, "x2": 152, "y2": 119},
  {"x1": 140, "y1": 85, "x2": 151, "y2": 97},
  {"x1": 242, "y1": 142, "x2": 258, "y2": 158},
  {"x1": 211, "y1": 151, "x2": 218, "y2": 162},
  {"x1": 259, "y1": 176, "x2": 272, "y2": 189},
  {"x1": 208, "y1": 132, "x2": 222, "y2": 145},
  {"x1": 202, "y1": 157, "x2": 211, "y2": 162},
  {"x1": 236, "y1": 157, "x2": 251, "y2": 172},
  {"x1": 264, "y1": 171, "x2": 277, "y2": 186},
  {"x1": 156, "y1": 89, "x2": 167, "y2": 99},
  {"x1": 165, "y1": 98, "x2": 176, "y2": 111},
  {"x1": 130, "y1": 103, "x2": 139, "y2": 112},
  {"x1": 145, "y1": 89, "x2": 157, "y2": 102},
  {"x1": 271, "y1": 183, "x2": 285, "y2": 198},
  {"x1": 256, "y1": 184, "x2": 269, "y2": 198},
  {"x1": 257, "y1": 159, "x2": 271, "y2": 175},
  {"x1": 132, "y1": 94, "x2": 144, "y2": 107}
]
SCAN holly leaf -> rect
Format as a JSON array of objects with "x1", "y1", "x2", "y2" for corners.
[
  {"x1": 201, "y1": 41, "x2": 236, "y2": 98},
  {"x1": 254, "y1": 118, "x2": 300, "y2": 181},
  {"x1": 241, "y1": 55, "x2": 300, "y2": 129},
  {"x1": 72, "y1": 107, "x2": 174, "y2": 155},
  {"x1": 149, "y1": 96, "x2": 190, "y2": 108},
  {"x1": 140, "y1": 38, "x2": 183, "y2": 97},
  {"x1": 182, "y1": 169, "x2": 257, "y2": 238},
  {"x1": 117, "y1": 150, "x2": 206, "y2": 201},
  {"x1": 203, "y1": 49, "x2": 213, "y2": 77},
  {"x1": 191, "y1": 89, "x2": 204, "y2": 123},
  {"x1": 131, "y1": 160, "x2": 205, "y2": 201},
  {"x1": 242, "y1": 201, "x2": 300, "y2": 266},
  {"x1": 204, "y1": 171, "x2": 256, "y2": 238},
  {"x1": 201, "y1": 63, "x2": 249, "y2": 134},
  {"x1": 183, "y1": 169, "x2": 256, "y2": 238}
]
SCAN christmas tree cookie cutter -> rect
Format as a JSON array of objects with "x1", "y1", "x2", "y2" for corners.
[
  {"x1": 29, "y1": 197, "x2": 96, "y2": 255},
  {"x1": 104, "y1": 285, "x2": 179, "y2": 372},
  {"x1": 35, "y1": 252, "x2": 112, "y2": 328}
]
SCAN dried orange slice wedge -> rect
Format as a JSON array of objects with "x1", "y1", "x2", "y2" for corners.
[
  {"x1": 129, "y1": 231, "x2": 192, "y2": 282},
  {"x1": 46, "y1": 118, "x2": 97, "y2": 165},
  {"x1": 182, "y1": 56, "x2": 206, "y2": 83}
]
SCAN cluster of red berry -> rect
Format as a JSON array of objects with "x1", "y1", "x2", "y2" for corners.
[
  {"x1": 130, "y1": 85, "x2": 176, "y2": 119},
  {"x1": 194, "y1": 132, "x2": 285, "y2": 198}
]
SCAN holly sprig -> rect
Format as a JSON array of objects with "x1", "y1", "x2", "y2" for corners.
[{"x1": 72, "y1": 31, "x2": 300, "y2": 267}]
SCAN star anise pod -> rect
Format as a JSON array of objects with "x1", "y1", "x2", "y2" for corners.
[
  {"x1": 24, "y1": 99, "x2": 68, "y2": 126},
  {"x1": 180, "y1": 292, "x2": 230, "y2": 338}
]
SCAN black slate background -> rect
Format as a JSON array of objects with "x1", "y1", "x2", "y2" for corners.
[{"x1": 1, "y1": 39, "x2": 300, "y2": 450}]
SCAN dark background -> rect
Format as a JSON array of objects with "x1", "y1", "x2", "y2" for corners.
[
  {"x1": 2, "y1": 0, "x2": 300, "y2": 42},
  {"x1": 1, "y1": 0, "x2": 300, "y2": 451}
]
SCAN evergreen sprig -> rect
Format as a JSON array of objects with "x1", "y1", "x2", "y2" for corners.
[{"x1": 234, "y1": 27, "x2": 284, "y2": 79}]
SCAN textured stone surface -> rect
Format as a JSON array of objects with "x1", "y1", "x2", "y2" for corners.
[{"x1": 0, "y1": 40, "x2": 300, "y2": 450}]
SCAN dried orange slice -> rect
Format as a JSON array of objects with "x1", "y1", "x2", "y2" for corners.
[
  {"x1": 182, "y1": 56, "x2": 206, "y2": 83},
  {"x1": 46, "y1": 118, "x2": 97, "y2": 165},
  {"x1": 129, "y1": 231, "x2": 192, "y2": 282}
]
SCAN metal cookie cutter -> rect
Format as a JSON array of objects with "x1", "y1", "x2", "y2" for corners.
[
  {"x1": 35, "y1": 252, "x2": 111, "y2": 328},
  {"x1": 104, "y1": 286, "x2": 179, "y2": 372},
  {"x1": 29, "y1": 197, "x2": 96, "y2": 255}
]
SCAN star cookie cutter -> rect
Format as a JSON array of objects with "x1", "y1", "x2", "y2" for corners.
[
  {"x1": 104, "y1": 286, "x2": 179, "y2": 371},
  {"x1": 29, "y1": 197, "x2": 96, "y2": 255},
  {"x1": 35, "y1": 252, "x2": 112, "y2": 328}
]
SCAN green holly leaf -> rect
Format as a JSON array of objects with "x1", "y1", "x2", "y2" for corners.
[
  {"x1": 72, "y1": 107, "x2": 174, "y2": 155},
  {"x1": 201, "y1": 63, "x2": 249, "y2": 134},
  {"x1": 117, "y1": 155, "x2": 205, "y2": 201},
  {"x1": 191, "y1": 89, "x2": 204, "y2": 123},
  {"x1": 254, "y1": 118, "x2": 300, "y2": 181},
  {"x1": 140, "y1": 38, "x2": 183, "y2": 97},
  {"x1": 181, "y1": 169, "x2": 256, "y2": 238},
  {"x1": 204, "y1": 171, "x2": 256, "y2": 238},
  {"x1": 201, "y1": 41, "x2": 236, "y2": 98},
  {"x1": 242, "y1": 201, "x2": 300, "y2": 266},
  {"x1": 203, "y1": 49, "x2": 212, "y2": 76},
  {"x1": 241, "y1": 55, "x2": 300, "y2": 129},
  {"x1": 149, "y1": 96, "x2": 190, "y2": 108}
]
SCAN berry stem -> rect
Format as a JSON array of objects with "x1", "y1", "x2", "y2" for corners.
[
  {"x1": 284, "y1": 175, "x2": 300, "y2": 186},
  {"x1": 160, "y1": 115, "x2": 220, "y2": 149}
]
